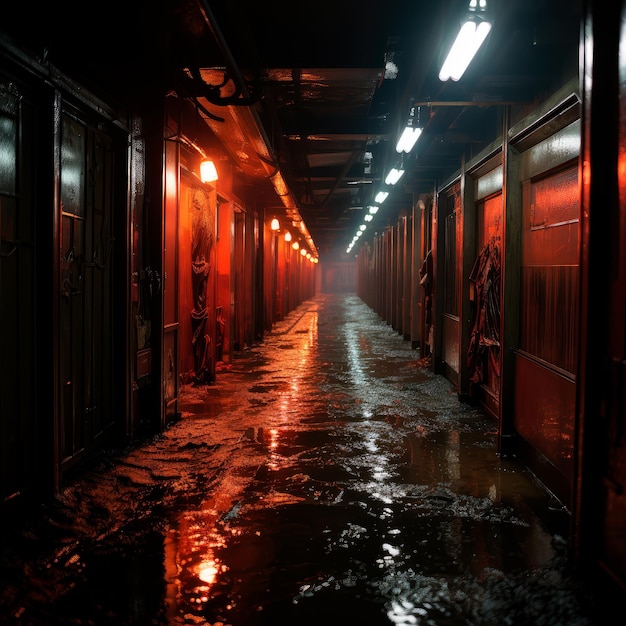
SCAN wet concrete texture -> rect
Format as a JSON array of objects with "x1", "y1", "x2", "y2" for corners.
[{"x1": 0, "y1": 294, "x2": 607, "y2": 625}]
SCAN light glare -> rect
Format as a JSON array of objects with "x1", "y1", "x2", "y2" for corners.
[{"x1": 439, "y1": 20, "x2": 491, "y2": 82}]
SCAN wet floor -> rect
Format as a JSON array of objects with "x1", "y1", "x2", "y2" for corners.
[{"x1": 0, "y1": 294, "x2": 608, "y2": 625}]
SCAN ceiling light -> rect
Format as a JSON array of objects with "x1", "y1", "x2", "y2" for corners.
[
  {"x1": 396, "y1": 127, "x2": 422, "y2": 153},
  {"x1": 439, "y1": 0, "x2": 492, "y2": 82},
  {"x1": 385, "y1": 167, "x2": 405, "y2": 186},
  {"x1": 396, "y1": 106, "x2": 423, "y2": 153},
  {"x1": 368, "y1": 205, "x2": 379, "y2": 214},
  {"x1": 375, "y1": 191, "x2": 389, "y2": 204}
]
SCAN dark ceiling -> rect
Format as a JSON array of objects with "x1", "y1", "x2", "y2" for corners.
[
  {"x1": 172, "y1": 0, "x2": 579, "y2": 260},
  {"x1": 4, "y1": 0, "x2": 581, "y2": 260}
]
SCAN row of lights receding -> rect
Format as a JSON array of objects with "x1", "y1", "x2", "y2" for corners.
[
  {"x1": 346, "y1": 0, "x2": 491, "y2": 255},
  {"x1": 198, "y1": 160, "x2": 318, "y2": 264},
  {"x1": 198, "y1": 162, "x2": 318, "y2": 264},
  {"x1": 271, "y1": 218, "x2": 319, "y2": 263}
]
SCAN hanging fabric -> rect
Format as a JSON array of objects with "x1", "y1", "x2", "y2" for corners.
[{"x1": 467, "y1": 240, "x2": 501, "y2": 387}]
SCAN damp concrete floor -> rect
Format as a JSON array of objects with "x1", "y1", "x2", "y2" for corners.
[{"x1": 0, "y1": 293, "x2": 611, "y2": 625}]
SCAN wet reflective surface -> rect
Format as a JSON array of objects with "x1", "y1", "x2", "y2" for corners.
[{"x1": 1, "y1": 294, "x2": 607, "y2": 625}]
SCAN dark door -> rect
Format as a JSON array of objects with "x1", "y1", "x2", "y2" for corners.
[
  {"x1": 233, "y1": 208, "x2": 245, "y2": 350},
  {"x1": 58, "y1": 108, "x2": 116, "y2": 477},
  {"x1": 439, "y1": 189, "x2": 461, "y2": 385},
  {"x1": 0, "y1": 80, "x2": 40, "y2": 501},
  {"x1": 468, "y1": 193, "x2": 502, "y2": 419}
]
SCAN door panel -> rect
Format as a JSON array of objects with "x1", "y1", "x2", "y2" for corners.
[
  {"x1": 514, "y1": 165, "x2": 579, "y2": 502},
  {"x1": 233, "y1": 208, "x2": 244, "y2": 350},
  {"x1": 468, "y1": 193, "x2": 502, "y2": 418},
  {"x1": 58, "y1": 109, "x2": 115, "y2": 472},
  {"x1": 0, "y1": 82, "x2": 39, "y2": 500},
  {"x1": 601, "y1": 3, "x2": 626, "y2": 589},
  {"x1": 441, "y1": 190, "x2": 461, "y2": 385}
]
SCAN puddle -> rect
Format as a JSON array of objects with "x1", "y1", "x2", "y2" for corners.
[{"x1": 0, "y1": 294, "x2": 600, "y2": 626}]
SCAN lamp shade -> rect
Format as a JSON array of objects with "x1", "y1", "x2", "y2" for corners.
[{"x1": 200, "y1": 159, "x2": 218, "y2": 183}]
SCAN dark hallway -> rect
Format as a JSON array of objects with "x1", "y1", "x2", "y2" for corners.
[{"x1": 0, "y1": 294, "x2": 605, "y2": 625}]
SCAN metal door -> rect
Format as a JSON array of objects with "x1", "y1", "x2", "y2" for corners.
[
  {"x1": 0, "y1": 81, "x2": 39, "y2": 500},
  {"x1": 468, "y1": 193, "x2": 502, "y2": 418},
  {"x1": 58, "y1": 109, "x2": 115, "y2": 474},
  {"x1": 233, "y1": 208, "x2": 245, "y2": 350},
  {"x1": 440, "y1": 190, "x2": 461, "y2": 385}
]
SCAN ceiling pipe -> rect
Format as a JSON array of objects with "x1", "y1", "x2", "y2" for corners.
[{"x1": 194, "y1": 0, "x2": 318, "y2": 257}]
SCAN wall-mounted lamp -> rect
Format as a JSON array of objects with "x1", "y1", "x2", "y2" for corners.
[
  {"x1": 270, "y1": 218, "x2": 280, "y2": 231},
  {"x1": 292, "y1": 241, "x2": 300, "y2": 250},
  {"x1": 200, "y1": 158, "x2": 219, "y2": 183},
  {"x1": 284, "y1": 230, "x2": 292, "y2": 242},
  {"x1": 396, "y1": 106, "x2": 423, "y2": 153},
  {"x1": 439, "y1": 0, "x2": 492, "y2": 82}
]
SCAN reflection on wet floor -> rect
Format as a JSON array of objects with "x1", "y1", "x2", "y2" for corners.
[{"x1": 0, "y1": 294, "x2": 602, "y2": 625}]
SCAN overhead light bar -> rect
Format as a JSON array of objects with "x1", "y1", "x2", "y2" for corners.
[
  {"x1": 385, "y1": 166, "x2": 405, "y2": 186},
  {"x1": 439, "y1": 0, "x2": 492, "y2": 82},
  {"x1": 375, "y1": 191, "x2": 389, "y2": 204},
  {"x1": 396, "y1": 106, "x2": 423, "y2": 153}
]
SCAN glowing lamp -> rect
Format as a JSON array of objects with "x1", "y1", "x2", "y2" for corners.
[{"x1": 200, "y1": 159, "x2": 218, "y2": 183}]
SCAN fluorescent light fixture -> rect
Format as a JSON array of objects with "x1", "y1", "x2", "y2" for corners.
[
  {"x1": 375, "y1": 191, "x2": 389, "y2": 204},
  {"x1": 396, "y1": 127, "x2": 422, "y2": 153},
  {"x1": 359, "y1": 224, "x2": 367, "y2": 231},
  {"x1": 439, "y1": 1, "x2": 492, "y2": 82},
  {"x1": 364, "y1": 214, "x2": 373, "y2": 222},
  {"x1": 368, "y1": 205, "x2": 379, "y2": 214},
  {"x1": 385, "y1": 167, "x2": 405, "y2": 186}
]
